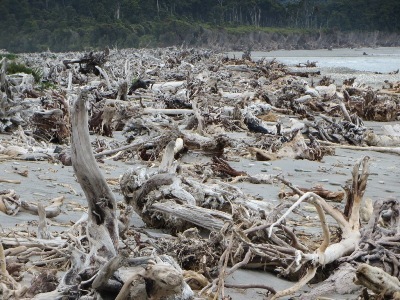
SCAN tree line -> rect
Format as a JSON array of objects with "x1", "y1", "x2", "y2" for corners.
[{"x1": 0, "y1": 0, "x2": 399, "y2": 52}]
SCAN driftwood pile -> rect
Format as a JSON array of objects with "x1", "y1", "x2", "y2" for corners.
[{"x1": 1, "y1": 48, "x2": 400, "y2": 299}]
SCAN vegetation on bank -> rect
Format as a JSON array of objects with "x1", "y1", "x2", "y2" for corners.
[
  {"x1": 6, "y1": 62, "x2": 42, "y2": 83},
  {"x1": 0, "y1": 53, "x2": 18, "y2": 60},
  {"x1": 0, "y1": 0, "x2": 399, "y2": 53}
]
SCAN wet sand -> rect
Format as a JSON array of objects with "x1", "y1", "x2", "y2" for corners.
[
  {"x1": 1, "y1": 132, "x2": 398, "y2": 299},
  {"x1": 1, "y1": 47, "x2": 399, "y2": 299}
]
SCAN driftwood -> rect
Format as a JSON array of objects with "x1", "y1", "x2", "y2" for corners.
[
  {"x1": 355, "y1": 264, "x2": 400, "y2": 299},
  {"x1": 63, "y1": 49, "x2": 109, "y2": 75},
  {"x1": 288, "y1": 70, "x2": 321, "y2": 77},
  {"x1": 71, "y1": 89, "x2": 119, "y2": 254},
  {"x1": 323, "y1": 141, "x2": 400, "y2": 156},
  {"x1": 31, "y1": 105, "x2": 69, "y2": 143},
  {"x1": 56, "y1": 88, "x2": 192, "y2": 299},
  {"x1": 248, "y1": 131, "x2": 327, "y2": 161},
  {"x1": 0, "y1": 189, "x2": 20, "y2": 215},
  {"x1": 37, "y1": 203, "x2": 53, "y2": 240},
  {"x1": 344, "y1": 88, "x2": 399, "y2": 122},
  {"x1": 2, "y1": 47, "x2": 400, "y2": 300},
  {"x1": 21, "y1": 196, "x2": 64, "y2": 218},
  {"x1": 279, "y1": 185, "x2": 345, "y2": 202}
]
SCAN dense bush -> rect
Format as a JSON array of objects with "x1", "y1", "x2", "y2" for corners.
[
  {"x1": 7, "y1": 61, "x2": 42, "y2": 83},
  {"x1": 0, "y1": 0, "x2": 399, "y2": 52}
]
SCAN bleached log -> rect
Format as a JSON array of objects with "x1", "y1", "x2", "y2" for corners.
[
  {"x1": 364, "y1": 130, "x2": 400, "y2": 147},
  {"x1": 324, "y1": 142, "x2": 400, "y2": 156},
  {"x1": 224, "y1": 65, "x2": 257, "y2": 72},
  {"x1": 151, "y1": 201, "x2": 232, "y2": 231},
  {"x1": 354, "y1": 264, "x2": 400, "y2": 298},
  {"x1": 0, "y1": 237, "x2": 66, "y2": 248},
  {"x1": 143, "y1": 108, "x2": 193, "y2": 115},
  {"x1": 151, "y1": 81, "x2": 185, "y2": 91}
]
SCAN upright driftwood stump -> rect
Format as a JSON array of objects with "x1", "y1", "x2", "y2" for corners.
[
  {"x1": 42, "y1": 89, "x2": 193, "y2": 300},
  {"x1": 71, "y1": 89, "x2": 119, "y2": 257}
]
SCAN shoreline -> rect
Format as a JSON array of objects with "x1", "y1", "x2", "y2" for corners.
[{"x1": 1, "y1": 47, "x2": 400, "y2": 299}]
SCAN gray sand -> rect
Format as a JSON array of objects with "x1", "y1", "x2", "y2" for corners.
[{"x1": 0, "y1": 137, "x2": 397, "y2": 299}]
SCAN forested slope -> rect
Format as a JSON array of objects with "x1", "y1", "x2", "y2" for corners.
[{"x1": 0, "y1": 0, "x2": 399, "y2": 52}]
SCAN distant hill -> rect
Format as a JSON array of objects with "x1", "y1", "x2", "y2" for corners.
[{"x1": 0, "y1": 0, "x2": 399, "y2": 52}]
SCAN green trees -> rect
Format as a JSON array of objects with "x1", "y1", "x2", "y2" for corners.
[{"x1": 0, "y1": 0, "x2": 399, "y2": 52}]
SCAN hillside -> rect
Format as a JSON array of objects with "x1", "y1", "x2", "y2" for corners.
[{"x1": 0, "y1": 0, "x2": 399, "y2": 52}]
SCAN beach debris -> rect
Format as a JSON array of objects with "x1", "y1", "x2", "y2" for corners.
[
  {"x1": 354, "y1": 264, "x2": 400, "y2": 299},
  {"x1": 1, "y1": 47, "x2": 400, "y2": 300},
  {"x1": 21, "y1": 196, "x2": 64, "y2": 218},
  {"x1": 63, "y1": 48, "x2": 109, "y2": 76},
  {"x1": 0, "y1": 189, "x2": 20, "y2": 215}
]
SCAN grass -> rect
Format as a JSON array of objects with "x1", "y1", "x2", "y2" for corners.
[
  {"x1": 39, "y1": 81, "x2": 57, "y2": 91},
  {"x1": 7, "y1": 62, "x2": 42, "y2": 83},
  {"x1": 0, "y1": 53, "x2": 18, "y2": 60}
]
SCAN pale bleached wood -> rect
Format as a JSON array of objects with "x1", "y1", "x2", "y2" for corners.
[
  {"x1": 151, "y1": 201, "x2": 232, "y2": 231},
  {"x1": 37, "y1": 203, "x2": 53, "y2": 240},
  {"x1": 71, "y1": 89, "x2": 119, "y2": 258},
  {"x1": 355, "y1": 263, "x2": 400, "y2": 298},
  {"x1": 95, "y1": 66, "x2": 112, "y2": 90},
  {"x1": 21, "y1": 196, "x2": 64, "y2": 218},
  {"x1": 143, "y1": 108, "x2": 194, "y2": 115}
]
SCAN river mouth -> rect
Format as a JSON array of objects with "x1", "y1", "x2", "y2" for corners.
[{"x1": 228, "y1": 47, "x2": 400, "y2": 88}]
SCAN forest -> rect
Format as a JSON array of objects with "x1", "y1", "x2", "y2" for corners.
[{"x1": 0, "y1": 0, "x2": 399, "y2": 52}]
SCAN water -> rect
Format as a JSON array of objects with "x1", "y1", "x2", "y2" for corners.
[
  {"x1": 229, "y1": 47, "x2": 400, "y2": 88},
  {"x1": 251, "y1": 47, "x2": 400, "y2": 73}
]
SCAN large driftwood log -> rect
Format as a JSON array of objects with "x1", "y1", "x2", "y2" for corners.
[
  {"x1": 71, "y1": 89, "x2": 119, "y2": 260},
  {"x1": 151, "y1": 201, "x2": 232, "y2": 231},
  {"x1": 355, "y1": 264, "x2": 400, "y2": 299}
]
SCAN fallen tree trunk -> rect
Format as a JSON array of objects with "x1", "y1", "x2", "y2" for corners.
[
  {"x1": 355, "y1": 264, "x2": 400, "y2": 299},
  {"x1": 151, "y1": 201, "x2": 232, "y2": 231}
]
